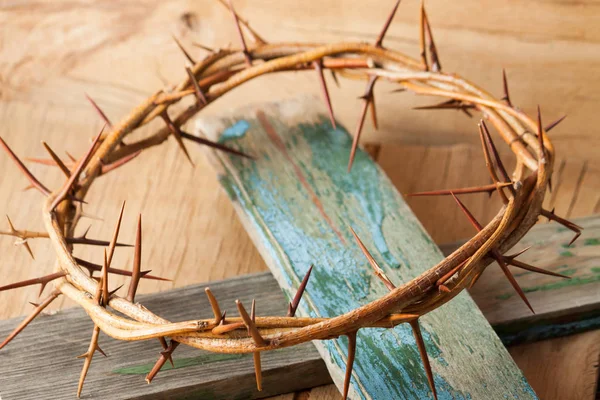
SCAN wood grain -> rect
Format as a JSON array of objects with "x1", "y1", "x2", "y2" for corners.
[{"x1": 0, "y1": 273, "x2": 330, "y2": 400}]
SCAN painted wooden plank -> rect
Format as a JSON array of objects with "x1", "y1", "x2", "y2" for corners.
[
  {"x1": 0, "y1": 273, "x2": 330, "y2": 400},
  {"x1": 196, "y1": 98, "x2": 537, "y2": 400},
  {"x1": 468, "y1": 214, "x2": 600, "y2": 345}
]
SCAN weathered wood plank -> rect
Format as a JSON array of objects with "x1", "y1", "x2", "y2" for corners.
[
  {"x1": 0, "y1": 274, "x2": 330, "y2": 400},
  {"x1": 197, "y1": 98, "x2": 536, "y2": 399},
  {"x1": 1, "y1": 212, "x2": 597, "y2": 399}
]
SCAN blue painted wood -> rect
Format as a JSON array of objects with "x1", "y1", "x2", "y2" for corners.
[{"x1": 197, "y1": 99, "x2": 537, "y2": 399}]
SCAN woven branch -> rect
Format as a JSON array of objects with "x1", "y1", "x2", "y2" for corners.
[{"x1": 1, "y1": 1, "x2": 578, "y2": 398}]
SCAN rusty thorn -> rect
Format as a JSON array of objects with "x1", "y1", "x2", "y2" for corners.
[
  {"x1": 205, "y1": 287, "x2": 223, "y2": 324},
  {"x1": 478, "y1": 123, "x2": 509, "y2": 203},
  {"x1": 77, "y1": 325, "x2": 103, "y2": 397},
  {"x1": 419, "y1": 0, "x2": 429, "y2": 71},
  {"x1": 330, "y1": 70, "x2": 340, "y2": 87},
  {"x1": 42, "y1": 142, "x2": 71, "y2": 178},
  {"x1": 102, "y1": 249, "x2": 109, "y2": 306},
  {"x1": 106, "y1": 201, "x2": 126, "y2": 270},
  {"x1": 350, "y1": 228, "x2": 396, "y2": 291},
  {"x1": 505, "y1": 258, "x2": 570, "y2": 279},
  {"x1": 85, "y1": 94, "x2": 113, "y2": 128},
  {"x1": 409, "y1": 319, "x2": 438, "y2": 400},
  {"x1": 100, "y1": 150, "x2": 142, "y2": 175},
  {"x1": 236, "y1": 299, "x2": 266, "y2": 346},
  {"x1": 50, "y1": 126, "x2": 104, "y2": 211},
  {"x1": 348, "y1": 76, "x2": 377, "y2": 172},
  {"x1": 540, "y1": 209, "x2": 582, "y2": 246},
  {"x1": 313, "y1": 60, "x2": 336, "y2": 129},
  {"x1": 287, "y1": 264, "x2": 313, "y2": 317},
  {"x1": 407, "y1": 182, "x2": 513, "y2": 197},
  {"x1": 501, "y1": 69, "x2": 512, "y2": 108},
  {"x1": 74, "y1": 257, "x2": 170, "y2": 281},
  {"x1": 342, "y1": 331, "x2": 357, "y2": 400},
  {"x1": 227, "y1": 0, "x2": 252, "y2": 66},
  {"x1": 375, "y1": 0, "x2": 401, "y2": 47},
  {"x1": 185, "y1": 66, "x2": 207, "y2": 106},
  {"x1": 180, "y1": 130, "x2": 254, "y2": 159},
  {"x1": 172, "y1": 35, "x2": 196, "y2": 65},
  {"x1": 537, "y1": 106, "x2": 546, "y2": 164},
  {"x1": 0, "y1": 137, "x2": 51, "y2": 196},
  {"x1": 253, "y1": 352, "x2": 263, "y2": 391},
  {"x1": 127, "y1": 214, "x2": 143, "y2": 303},
  {"x1": 157, "y1": 337, "x2": 174, "y2": 367},
  {"x1": 161, "y1": 112, "x2": 194, "y2": 166},
  {"x1": 422, "y1": 3, "x2": 441, "y2": 71},
  {"x1": 0, "y1": 271, "x2": 66, "y2": 297},
  {"x1": 0, "y1": 290, "x2": 61, "y2": 350},
  {"x1": 545, "y1": 115, "x2": 566, "y2": 132},
  {"x1": 191, "y1": 42, "x2": 216, "y2": 53},
  {"x1": 145, "y1": 340, "x2": 180, "y2": 384}
]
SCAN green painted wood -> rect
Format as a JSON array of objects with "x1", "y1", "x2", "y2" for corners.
[{"x1": 196, "y1": 98, "x2": 537, "y2": 400}]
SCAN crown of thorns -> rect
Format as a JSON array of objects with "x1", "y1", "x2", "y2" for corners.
[{"x1": 0, "y1": 1, "x2": 579, "y2": 398}]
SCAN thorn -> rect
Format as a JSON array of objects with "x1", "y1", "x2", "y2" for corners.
[
  {"x1": 102, "y1": 249, "x2": 109, "y2": 307},
  {"x1": 478, "y1": 122, "x2": 509, "y2": 203},
  {"x1": 537, "y1": 106, "x2": 546, "y2": 164},
  {"x1": 348, "y1": 76, "x2": 377, "y2": 172},
  {"x1": 504, "y1": 246, "x2": 532, "y2": 262},
  {"x1": 249, "y1": 299, "x2": 256, "y2": 335},
  {"x1": 77, "y1": 325, "x2": 102, "y2": 398},
  {"x1": 191, "y1": 42, "x2": 216, "y2": 53},
  {"x1": 217, "y1": 0, "x2": 267, "y2": 45},
  {"x1": 409, "y1": 320, "x2": 438, "y2": 400},
  {"x1": 287, "y1": 264, "x2": 313, "y2": 317},
  {"x1": 540, "y1": 209, "x2": 582, "y2": 246},
  {"x1": 313, "y1": 60, "x2": 336, "y2": 129},
  {"x1": 495, "y1": 255, "x2": 535, "y2": 313},
  {"x1": 158, "y1": 337, "x2": 174, "y2": 367},
  {"x1": 480, "y1": 121, "x2": 512, "y2": 186},
  {"x1": 127, "y1": 214, "x2": 142, "y2": 303},
  {"x1": 185, "y1": 66, "x2": 207, "y2": 106},
  {"x1": 74, "y1": 257, "x2": 171, "y2": 281},
  {"x1": 253, "y1": 352, "x2": 263, "y2": 391},
  {"x1": 22, "y1": 240, "x2": 35, "y2": 260},
  {"x1": 85, "y1": 94, "x2": 113, "y2": 128},
  {"x1": 350, "y1": 228, "x2": 396, "y2": 291},
  {"x1": 413, "y1": 99, "x2": 475, "y2": 113},
  {"x1": 342, "y1": 331, "x2": 357, "y2": 400},
  {"x1": 369, "y1": 94, "x2": 379, "y2": 130},
  {"x1": 501, "y1": 69, "x2": 512, "y2": 108},
  {"x1": 436, "y1": 259, "x2": 468, "y2": 288},
  {"x1": 451, "y1": 193, "x2": 535, "y2": 313},
  {"x1": 227, "y1": 0, "x2": 252, "y2": 66},
  {"x1": 180, "y1": 130, "x2": 254, "y2": 159},
  {"x1": 0, "y1": 137, "x2": 50, "y2": 196},
  {"x1": 505, "y1": 258, "x2": 570, "y2": 279},
  {"x1": 172, "y1": 35, "x2": 196, "y2": 65},
  {"x1": 145, "y1": 340, "x2": 179, "y2": 384},
  {"x1": 330, "y1": 70, "x2": 340, "y2": 87},
  {"x1": 205, "y1": 287, "x2": 223, "y2": 324},
  {"x1": 422, "y1": 3, "x2": 441, "y2": 71},
  {"x1": 50, "y1": 126, "x2": 104, "y2": 210},
  {"x1": 42, "y1": 142, "x2": 71, "y2": 178},
  {"x1": 236, "y1": 299, "x2": 266, "y2": 346},
  {"x1": 161, "y1": 112, "x2": 194, "y2": 166},
  {"x1": 375, "y1": 0, "x2": 401, "y2": 47},
  {"x1": 100, "y1": 150, "x2": 142, "y2": 175},
  {"x1": 0, "y1": 290, "x2": 61, "y2": 350},
  {"x1": 545, "y1": 115, "x2": 567, "y2": 132},
  {"x1": 407, "y1": 182, "x2": 513, "y2": 197},
  {"x1": 0, "y1": 271, "x2": 66, "y2": 295},
  {"x1": 106, "y1": 201, "x2": 126, "y2": 269},
  {"x1": 419, "y1": 0, "x2": 429, "y2": 71}
]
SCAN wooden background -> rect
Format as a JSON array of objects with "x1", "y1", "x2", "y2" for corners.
[{"x1": 0, "y1": 1, "x2": 599, "y2": 399}]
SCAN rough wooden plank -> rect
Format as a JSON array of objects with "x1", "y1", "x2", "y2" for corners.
[
  {"x1": 436, "y1": 215, "x2": 600, "y2": 344},
  {"x1": 0, "y1": 274, "x2": 330, "y2": 400},
  {"x1": 469, "y1": 215, "x2": 600, "y2": 344},
  {"x1": 197, "y1": 98, "x2": 536, "y2": 400}
]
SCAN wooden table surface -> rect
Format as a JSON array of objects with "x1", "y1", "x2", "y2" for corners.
[{"x1": 1, "y1": 1, "x2": 599, "y2": 399}]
